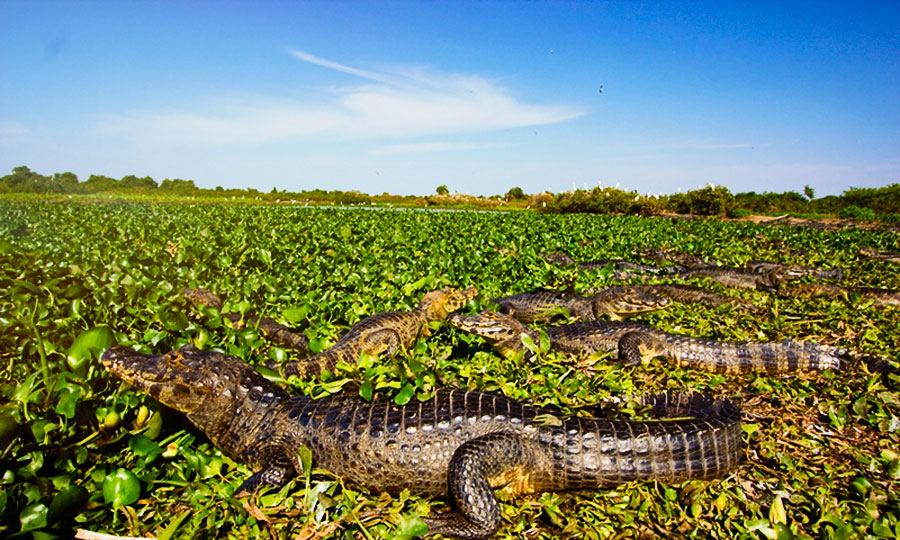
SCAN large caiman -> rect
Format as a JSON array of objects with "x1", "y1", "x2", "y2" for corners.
[
  {"x1": 101, "y1": 344, "x2": 742, "y2": 539},
  {"x1": 279, "y1": 287, "x2": 478, "y2": 378},
  {"x1": 449, "y1": 310, "x2": 846, "y2": 375}
]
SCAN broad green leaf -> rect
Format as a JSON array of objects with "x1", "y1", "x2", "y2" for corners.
[
  {"x1": 394, "y1": 383, "x2": 414, "y2": 406},
  {"x1": 396, "y1": 515, "x2": 429, "y2": 539},
  {"x1": 53, "y1": 384, "x2": 85, "y2": 420},
  {"x1": 66, "y1": 326, "x2": 115, "y2": 377},
  {"x1": 48, "y1": 484, "x2": 88, "y2": 522},
  {"x1": 102, "y1": 468, "x2": 140, "y2": 507},
  {"x1": 359, "y1": 381, "x2": 373, "y2": 402},
  {"x1": 282, "y1": 305, "x2": 308, "y2": 324},
  {"x1": 129, "y1": 434, "x2": 162, "y2": 457},
  {"x1": 19, "y1": 502, "x2": 48, "y2": 532}
]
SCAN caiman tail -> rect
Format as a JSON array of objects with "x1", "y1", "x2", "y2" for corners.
[{"x1": 625, "y1": 333, "x2": 846, "y2": 374}]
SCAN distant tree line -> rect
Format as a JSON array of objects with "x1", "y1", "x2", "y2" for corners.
[
  {"x1": 538, "y1": 183, "x2": 900, "y2": 220},
  {"x1": 0, "y1": 166, "x2": 381, "y2": 205},
  {"x1": 2, "y1": 166, "x2": 898, "y2": 219}
]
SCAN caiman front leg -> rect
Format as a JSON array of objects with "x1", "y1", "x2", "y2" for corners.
[
  {"x1": 234, "y1": 446, "x2": 296, "y2": 496},
  {"x1": 424, "y1": 432, "x2": 541, "y2": 539},
  {"x1": 361, "y1": 328, "x2": 404, "y2": 358},
  {"x1": 279, "y1": 329, "x2": 404, "y2": 378}
]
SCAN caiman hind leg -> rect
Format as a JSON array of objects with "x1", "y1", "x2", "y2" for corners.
[
  {"x1": 616, "y1": 331, "x2": 667, "y2": 365},
  {"x1": 425, "y1": 432, "x2": 543, "y2": 539}
]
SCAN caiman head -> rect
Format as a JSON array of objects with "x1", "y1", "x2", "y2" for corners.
[
  {"x1": 183, "y1": 287, "x2": 224, "y2": 311},
  {"x1": 418, "y1": 286, "x2": 479, "y2": 320},
  {"x1": 592, "y1": 286, "x2": 670, "y2": 319},
  {"x1": 448, "y1": 310, "x2": 537, "y2": 355},
  {"x1": 102, "y1": 344, "x2": 282, "y2": 416}
]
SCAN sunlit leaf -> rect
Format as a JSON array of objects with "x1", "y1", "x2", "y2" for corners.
[
  {"x1": 66, "y1": 326, "x2": 115, "y2": 377},
  {"x1": 102, "y1": 468, "x2": 141, "y2": 507}
]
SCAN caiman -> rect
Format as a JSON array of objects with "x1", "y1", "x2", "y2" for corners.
[
  {"x1": 540, "y1": 252, "x2": 684, "y2": 277},
  {"x1": 279, "y1": 287, "x2": 478, "y2": 378},
  {"x1": 492, "y1": 287, "x2": 670, "y2": 323},
  {"x1": 184, "y1": 287, "x2": 310, "y2": 350},
  {"x1": 449, "y1": 310, "x2": 846, "y2": 375},
  {"x1": 637, "y1": 248, "x2": 844, "y2": 288},
  {"x1": 676, "y1": 265, "x2": 831, "y2": 291},
  {"x1": 859, "y1": 248, "x2": 900, "y2": 264},
  {"x1": 582, "y1": 284, "x2": 764, "y2": 314},
  {"x1": 102, "y1": 344, "x2": 742, "y2": 539},
  {"x1": 780, "y1": 283, "x2": 900, "y2": 307}
]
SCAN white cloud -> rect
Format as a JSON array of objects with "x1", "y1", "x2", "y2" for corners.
[{"x1": 94, "y1": 50, "x2": 586, "y2": 146}]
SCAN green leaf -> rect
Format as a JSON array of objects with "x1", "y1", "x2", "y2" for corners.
[
  {"x1": 66, "y1": 326, "x2": 115, "y2": 377},
  {"x1": 282, "y1": 305, "x2": 308, "y2": 324},
  {"x1": 158, "y1": 307, "x2": 189, "y2": 331},
  {"x1": 129, "y1": 434, "x2": 162, "y2": 457},
  {"x1": 394, "y1": 383, "x2": 415, "y2": 406},
  {"x1": 53, "y1": 384, "x2": 85, "y2": 420},
  {"x1": 156, "y1": 509, "x2": 191, "y2": 540},
  {"x1": 48, "y1": 484, "x2": 88, "y2": 523},
  {"x1": 396, "y1": 515, "x2": 429, "y2": 539},
  {"x1": 19, "y1": 502, "x2": 48, "y2": 532},
  {"x1": 268, "y1": 346, "x2": 287, "y2": 364},
  {"x1": 142, "y1": 411, "x2": 163, "y2": 440},
  {"x1": 359, "y1": 380, "x2": 373, "y2": 402},
  {"x1": 102, "y1": 468, "x2": 141, "y2": 507}
]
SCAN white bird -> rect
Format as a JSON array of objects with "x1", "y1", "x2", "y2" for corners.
[{"x1": 599, "y1": 85, "x2": 604, "y2": 93}]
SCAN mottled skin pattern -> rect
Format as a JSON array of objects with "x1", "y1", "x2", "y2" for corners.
[
  {"x1": 184, "y1": 287, "x2": 310, "y2": 350},
  {"x1": 781, "y1": 283, "x2": 900, "y2": 307},
  {"x1": 540, "y1": 252, "x2": 685, "y2": 277},
  {"x1": 678, "y1": 266, "x2": 808, "y2": 291},
  {"x1": 280, "y1": 287, "x2": 478, "y2": 377},
  {"x1": 102, "y1": 345, "x2": 742, "y2": 539},
  {"x1": 583, "y1": 284, "x2": 764, "y2": 314},
  {"x1": 637, "y1": 247, "x2": 845, "y2": 290},
  {"x1": 859, "y1": 248, "x2": 900, "y2": 264},
  {"x1": 744, "y1": 260, "x2": 843, "y2": 282},
  {"x1": 492, "y1": 287, "x2": 670, "y2": 323},
  {"x1": 449, "y1": 310, "x2": 846, "y2": 375}
]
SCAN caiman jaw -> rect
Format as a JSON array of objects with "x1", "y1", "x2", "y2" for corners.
[
  {"x1": 420, "y1": 286, "x2": 479, "y2": 318},
  {"x1": 102, "y1": 345, "x2": 210, "y2": 413},
  {"x1": 601, "y1": 286, "x2": 670, "y2": 314},
  {"x1": 448, "y1": 311, "x2": 523, "y2": 343}
]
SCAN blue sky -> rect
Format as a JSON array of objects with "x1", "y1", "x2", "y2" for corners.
[{"x1": 1, "y1": 1, "x2": 898, "y2": 197}]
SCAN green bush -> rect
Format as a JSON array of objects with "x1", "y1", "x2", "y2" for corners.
[
  {"x1": 727, "y1": 207, "x2": 751, "y2": 219},
  {"x1": 838, "y1": 205, "x2": 876, "y2": 220},
  {"x1": 668, "y1": 185, "x2": 734, "y2": 216}
]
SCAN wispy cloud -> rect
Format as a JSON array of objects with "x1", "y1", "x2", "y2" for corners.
[
  {"x1": 94, "y1": 50, "x2": 586, "y2": 146},
  {"x1": 371, "y1": 141, "x2": 507, "y2": 155},
  {"x1": 289, "y1": 49, "x2": 395, "y2": 86}
]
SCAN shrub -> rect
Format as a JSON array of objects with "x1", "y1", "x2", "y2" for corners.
[
  {"x1": 728, "y1": 207, "x2": 751, "y2": 219},
  {"x1": 838, "y1": 205, "x2": 876, "y2": 220}
]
